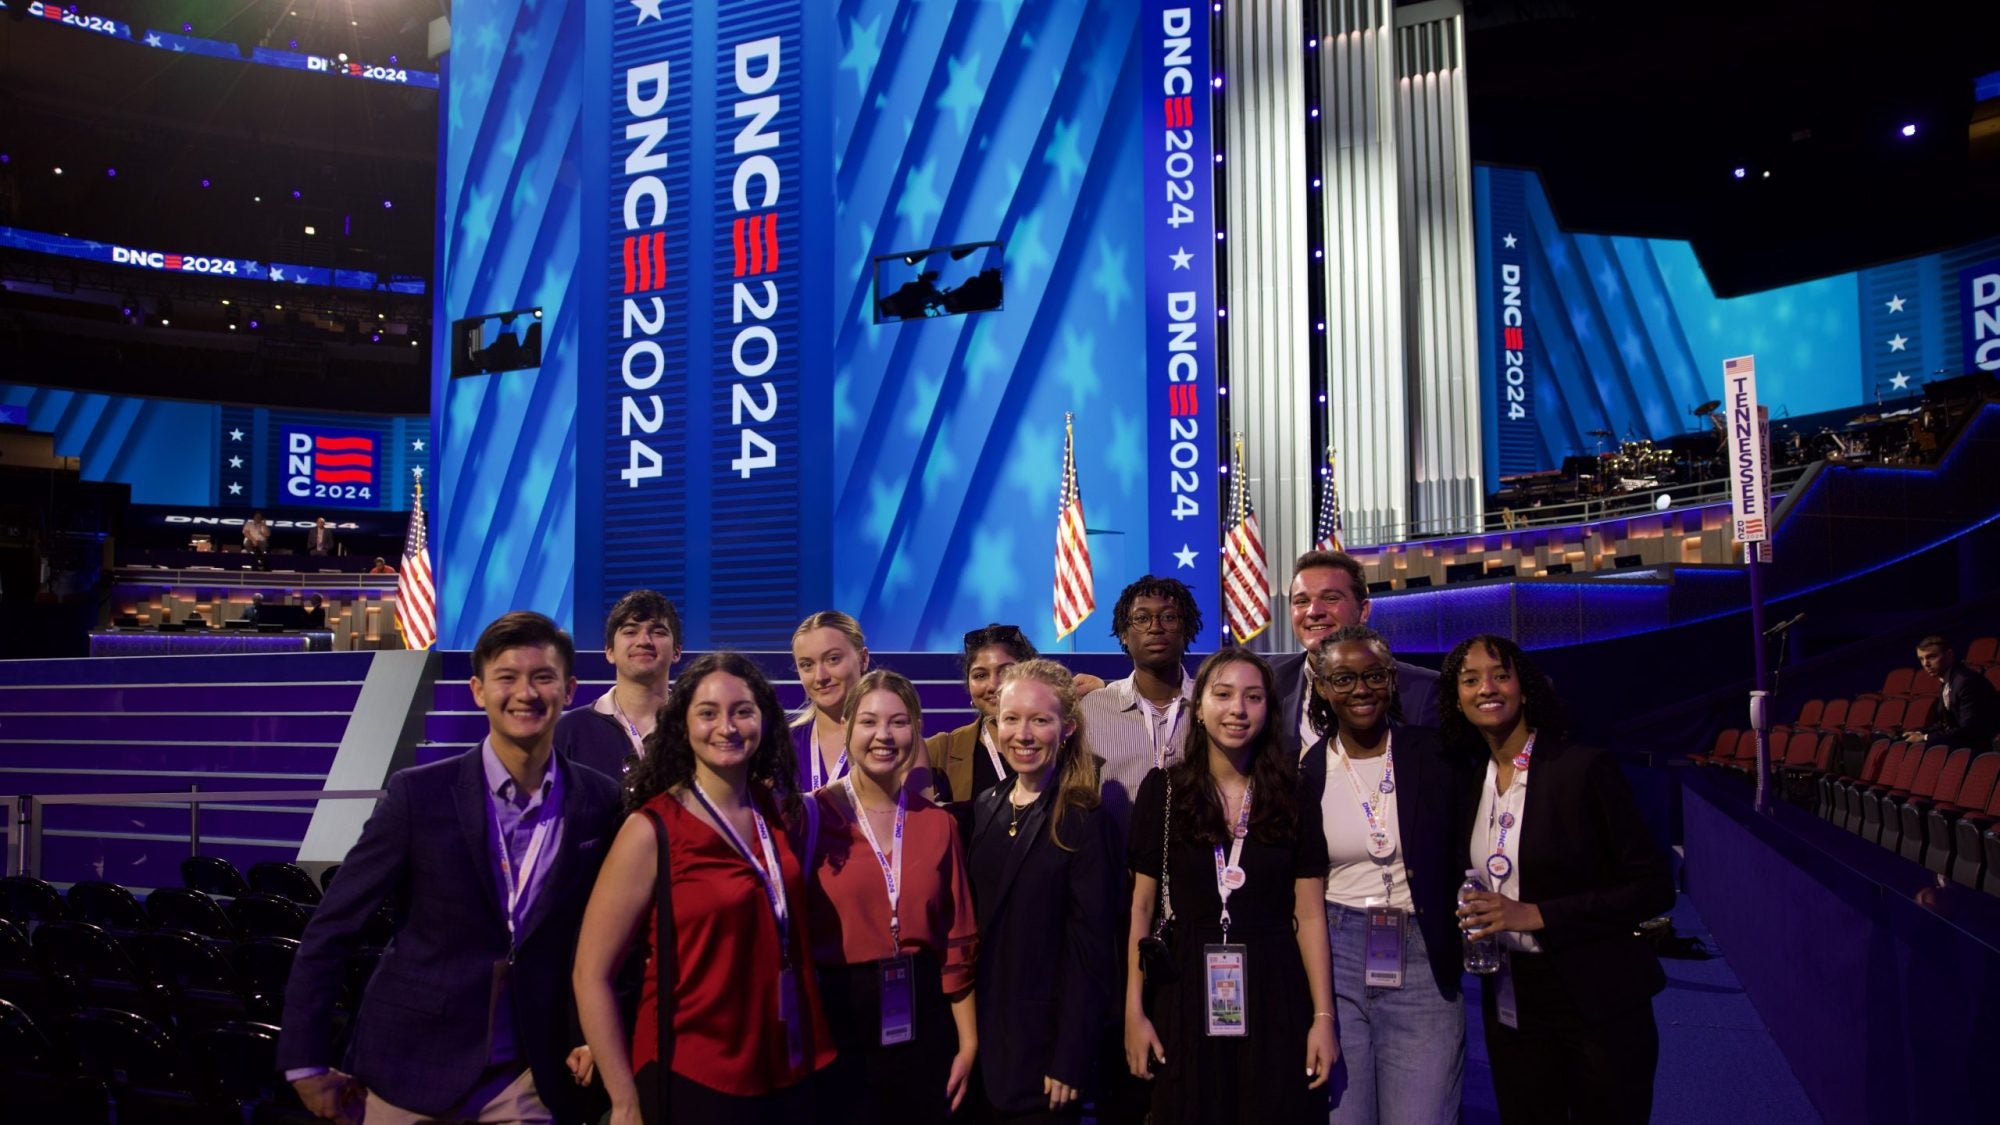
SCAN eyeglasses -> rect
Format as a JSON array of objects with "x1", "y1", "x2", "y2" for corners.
[
  {"x1": 1127, "y1": 611, "x2": 1183, "y2": 631},
  {"x1": 1320, "y1": 668, "x2": 1392, "y2": 694}
]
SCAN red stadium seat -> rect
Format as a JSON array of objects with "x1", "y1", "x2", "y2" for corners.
[
  {"x1": 1870, "y1": 746, "x2": 1945, "y2": 849},
  {"x1": 1844, "y1": 697, "x2": 1879, "y2": 735},
  {"x1": 1905, "y1": 696, "x2": 1937, "y2": 731},
  {"x1": 1819, "y1": 698, "x2": 1851, "y2": 730},
  {"x1": 1910, "y1": 674, "x2": 1942, "y2": 699},
  {"x1": 1967, "y1": 637, "x2": 1998, "y2": 667},
  {"x1": 1931, "y1": 752, "x2": 2000, "y2": 880},
  {"x1": 1893, "y1": 747, "x2": 1972, "y2": 863},
  {"x1": 1693, "y1": 729, "x2": 1738, "y2": 766},
  {"x1": 1796, "y1": 699, "x2": 1826, "y2": 727},
  {"x1": 1957, "y1": 768, "x2": 2000, "y2": 889},
  {"x1": 1834, "y1": 738, "x2": 1895, "y2": 831},
  {"x1": 1883, "y1": 668, "x2": 1916, "y2": 698},
  {"x1": 1873, "y1": 697, "x2": 1908, "y2": 736},
  {"x1": 1856, "y1": 743, "x2": 1922, "y2": 842}
]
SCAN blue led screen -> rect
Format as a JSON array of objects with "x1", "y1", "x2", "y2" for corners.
[{"x1": 1474, "y1": 166, "x2": 2000, "y2": 481}]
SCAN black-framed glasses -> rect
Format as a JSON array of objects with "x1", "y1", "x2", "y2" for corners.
[
  {"x1": 1321, "y1": 668, "x2": 1393, "y2": 694},
  {"x1": 1128, "y1": 611, "x2": 1184, "y2": 631}
]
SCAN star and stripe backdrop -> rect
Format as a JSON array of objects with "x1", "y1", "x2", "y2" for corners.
[{"x1": 438, "y1": 0, "x2": 1225, "y2": 650}]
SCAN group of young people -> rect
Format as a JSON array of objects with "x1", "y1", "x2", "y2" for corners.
[{"x1": 276, "y1": 551, "x2": 1674, "y2": 1125}]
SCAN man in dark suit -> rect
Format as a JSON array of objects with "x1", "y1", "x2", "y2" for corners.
[
  {"x1": 1907, "y1": 635, "x2": 1999, "y2": 751},
  {"x1": 279, "y1": 611, "x2": 621, "y2": 1124},
  {"x1": 307, "y1": 517, "x2": 335, "y2": 556},
  {"x1": 1270, "y1": 549, "x2": 1440, "y2": 759}
]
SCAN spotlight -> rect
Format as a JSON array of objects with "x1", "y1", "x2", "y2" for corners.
[
  {"x1": 106, "y1": 167, "x2": 116, "y2": 177},
  {"x1": 289, "y1": 39, "x2": 298, "y2": 49},
  {"x1": 160, "y1": 318, "x2": 171, "y2": 326},
  {"x1": 291, "y1": 190, "x2": 302, "y2": 199},
  {"x1": 0, "y1": 154, "x2": 9, "y2": 164},
  {"x1": 1900, "y1": 123, "x2": 1917, "y2": 138},
  {"x1": 532, "y1": 309, "x2": 543, "y2": 319},
  {"x1": 1732, "y1": 167, "x2": 1746, "y2": 179},
  {"x1": 389, "y1": 55, "x2": 398, "y2": 64},
  {"x1": 201, "y1": 178, "x2": 211, "y2": 188},
  {"x1": 249, "y1": 319, "x2": 261, "y2": 329},
  {"x1": 53, "y1": 167, "x2": 62, "y2": 176},
  {"x1": 1761, "y1": 170, "x2": 1771, "y2": 179},
  {"x1": 337, "y1": 53, "x2": 348, "y2": 63},
  {"x1": 221, "y1": 299, "x2": 231, "y2": 305},
  {"x1": 229, "y1": 324, "x2": 238, "y2": 331},
  {"x1": 371, "y1": 333, "x2": 381, "y2": 342},
  {"x1": 254, "y1": 195, "x2": 262, "y2": 203},
  {"x1": 274, "y1": 304, "x2": 283, "y2": 310},
  {"x1": 121, "y1": 306, "x2": 132, "y2": 317},
  {"x1": 382, "y1": 199, "x2": 393, "y2": 209},
  {"x1": 304, "y1": 225, "x2": 316, "y2": 236},
  {"x1": 182, "y1": 23, "x2": 192, "y2": 33}
]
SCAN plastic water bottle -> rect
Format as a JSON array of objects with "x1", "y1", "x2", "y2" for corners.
[{"x1": 1460, "y1": 869, "x2": 1501, "y2": 975}]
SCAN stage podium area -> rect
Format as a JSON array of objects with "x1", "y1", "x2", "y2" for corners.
[{"x1": 101, "y1": 568, "x2": 403, "y2": 654}]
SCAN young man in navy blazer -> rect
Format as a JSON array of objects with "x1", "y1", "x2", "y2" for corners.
[
  {"x1": 279, "y1": 611, "x2": 623, "y2": 1124},
  {"x1": 1270, "y1": 550, "x2": 1440, "y2": 757}
]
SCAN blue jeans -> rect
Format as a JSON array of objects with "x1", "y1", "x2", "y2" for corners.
[{"x1": 1324, "y1": 902, "x2": 1464, "y2": 1125}]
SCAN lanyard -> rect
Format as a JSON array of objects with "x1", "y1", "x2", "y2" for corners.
[
  {"x1": 1139, "y1": 694, "x2": 1188, "y2": 770},
  {"x1": 689, "y1": 783, "x2": 792, "y2": 965},
  {"x1": 979, "y1": 721, "x2": 1006, "y2": 781},
  {"x1": 492, "y1": 767, "x2": 559, "y2": 939},
  {"x1": 1335, "y1": 731, "x2": 1398, "y2": 895},
  {"x1": 1483, "y1": 733, "x2": 1536, "y2": 884},
  {"x1": 809, "y1": 723, "x2": 850, "y2": 790},
  {"x1": 842, "y1": 775, "x2": 907, "y2": 951},
  {"x1": 1211, "y1": 781, "x2": 1254, "y2": 939}
]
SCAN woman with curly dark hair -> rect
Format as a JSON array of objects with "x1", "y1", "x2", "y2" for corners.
[
  {"x1": 572, "y1": 653, "x2": 834, "y2": 1125},
  {"x1": 1121, "y1": 649, "x2": 1338, "y2": 1124},
  {"x1": 1442, "y1": 634, "x2": 1673, "y2": 1124}
]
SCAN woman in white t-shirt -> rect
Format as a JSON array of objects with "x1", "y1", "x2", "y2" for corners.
[{"x1": 1299, "y1": 625, "x2": 1477, "y2": 1125}]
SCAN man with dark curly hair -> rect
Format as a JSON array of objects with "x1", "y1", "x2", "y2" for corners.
[{"x1": 1081, "y1": 574, "x2": 1203, "y2": 840}]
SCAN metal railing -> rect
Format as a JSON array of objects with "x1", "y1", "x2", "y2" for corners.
[{"x1": 2, "y1": 788, "x2": 385, "y2": 881}]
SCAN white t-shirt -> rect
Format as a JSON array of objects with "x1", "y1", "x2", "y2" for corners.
[
  {"x1": 1321, "y1": 745, "x2": 1414, "y2": 912},
  {"x1": 1472, "y1": 758, "x2": 1543, "y2": 953}
]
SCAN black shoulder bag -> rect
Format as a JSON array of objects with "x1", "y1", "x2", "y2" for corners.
[{"x1": 1136, "y1": 774, "x2": 1177, "y2": 984}]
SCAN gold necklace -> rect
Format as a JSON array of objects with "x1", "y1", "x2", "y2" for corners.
[{"x1": 1007, "y1": 788, "x2": 1037, "y2": 837}]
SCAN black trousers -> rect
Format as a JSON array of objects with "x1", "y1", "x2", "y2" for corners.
[{"x1": 1480, "y1": 952, "x2": 1659, "y2": 1124}]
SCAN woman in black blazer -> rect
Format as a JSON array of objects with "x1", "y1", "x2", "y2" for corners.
[
  {"x1": 1299, "y1": 626, "x2": 1477, "y2": 1125},
  {"x1": 965, "y1": 659, "x2": 1122, "y2": 1122},
  {"x1": 1446, "y1": 634, "x2": 1674, "y2": 1124}
]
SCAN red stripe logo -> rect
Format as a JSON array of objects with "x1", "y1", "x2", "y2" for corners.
[
  {"x1": 165, "y1": 255, "x2": 183, "y2": 270},
  {"x1": 314, "y1": 469, "x2": 373, "y2": 484},
  {"x1": 734, "y1": 213, "x2": 781, "y2": 277},
  {"x1": 1504, "y1": 326, "x2": 1524, "y2": 350},
  {"x1": 621, "y1": 233, "x2": 667, "y2": 294},
  {"x1": 315, "y1": 436, "x2": 374, "y2": 452},
  {"x1": 1168, "y1": 383, "x2": 1199, "y2": 417},
  {"x1": 1165, "y1": 97, "x2": 1193, "y2": 129}
]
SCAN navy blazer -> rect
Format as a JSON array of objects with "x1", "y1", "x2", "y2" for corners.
[
  {"x1": 1272, "y1": 651, "x2": 1441, "y2": 759},
  {"x1": 1487, "y1": 737, "x2": 1675, "y2": 1025},
  {"x1": 277, "y1": 747, "x2": 622, "y2": 1121},
  {"x1": 1300, "y1": 724, "x2": 1478, "y2": 997},
  {"x1": 966, "y1": 782, "x2": 1123, "y2": 1115}
]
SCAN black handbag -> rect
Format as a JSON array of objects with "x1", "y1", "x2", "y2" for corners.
[{"x1": 1137, "y1": 773, "x2": 1177, "y2": 983}]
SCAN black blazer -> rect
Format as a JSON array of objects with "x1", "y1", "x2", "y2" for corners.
[
  {"x1": 277, "y1": 748, "x2": 621, "y2": 1121},
  {"x1": 1272, "y1": 651, "x2": 1442, "y2": 760},
  {"x1": 554, "y1": 706, "x2": 638, "y2": 782},
  {"x1": 1928, "y1": 663, "x2": 1999, "y2": 750},
  {"x1": 1492, "y1": 737, "x2": 1675, "y2": 1025},
  {"x1": 1300, "y1": 724, "x2": 1477, "y2": 997},
  {"x1": 966, "y1": 781, "x2": 1123, "y2": 1115}
]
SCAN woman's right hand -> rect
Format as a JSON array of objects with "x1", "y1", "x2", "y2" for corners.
[{"x1": 1124, "y1": 1013, "x2": 1166, "y2": 1079}]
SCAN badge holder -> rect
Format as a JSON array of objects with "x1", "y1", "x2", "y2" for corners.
[
  {"x1": 1204, "y1": 944, "x2": 1248, "y2": 1037},
  {"x1": 1362, "y1": 898, "x2": 1406, "y2": 989},
  {"x1": 878, "y1": 955, "x2": 915, "y2": 1046},
  {"x1": 1495, "y1": 952, "x2": 1520, "y2": 1030}
]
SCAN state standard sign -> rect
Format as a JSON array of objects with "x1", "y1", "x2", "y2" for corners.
[{"x1": 1722, "y1": 354, "x2": 1768, "y2": 544}]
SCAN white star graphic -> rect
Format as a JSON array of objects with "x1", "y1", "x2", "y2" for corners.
[
  {"x1": 228, "y1": 428, "x2": 244, "y2": 441},
  {"x1": 1174, "y1": 544, "x2": 1198, "y2": 569},
  {"x1": 270, "y1": 267, "x2": 284, "y2": 282},
  {"x1": 631, "y1": 0, "x2": 664, "y2": 23},
  {"x1": 144, "y1": 33, "x2": 163, "y2": 48},
  {"x1": 228, "y1": 456, "x2": 243, "y2": 469},
  {"x1": 1885, "y1": 295, "x2": 1906, "y2": 314},
  {"x1": 1502, "y1": 232, "x2": 1519, "y2": 249},
  {"x1": 1891, "y1": 372, "x2": 1910, "y2": 390},
  {"x1": 413, "y1": 466, "x2": 425, "y2": 480},
  {"x1": 411, "y1": 438, "x2": 426, "y2": 451},
  {"x1": 227, "y1": 483, "x2": 243, "y2": 496},
  {"x1": 1169, "y1": 247, "x2": 1193, "y2": 270},
  {"x1": 1887, "y1": 333, "x2": 1909, "y2": 352}
]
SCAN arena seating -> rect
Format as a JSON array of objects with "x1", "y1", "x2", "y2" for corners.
[
  {"x1": 1698, "y1": 636, "x2": 2000, "y2": 892},
  {"x1": 0, "y1": 857, "x2": 345, "y2": 1121}
]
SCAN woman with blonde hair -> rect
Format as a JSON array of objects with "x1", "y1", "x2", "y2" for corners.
[
  {"x1": 964, "y1": 659, "x2": 1122, "y2": 1121},
  {"x1": 807, "y1": 669, "x2": 980, "y2": 1122},
  {"x1": 791, "y1": 611, "x2": 871, "y2": 790}
]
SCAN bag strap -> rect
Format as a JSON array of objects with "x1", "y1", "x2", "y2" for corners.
[
  {"x1": 641, "y1": 807, "x2": 677, "y2": 1089},
  {"x1": 1154, "y1": 772, "x2": 1175, "y2": 934}
]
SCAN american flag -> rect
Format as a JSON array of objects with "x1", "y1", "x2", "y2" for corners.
[
  {"x1": 1053, "y1": 413, "x2": 1095, "y2": 640},
  {"x1": 394, "y1": 473, "x2": 437, "y2": 650},
  {"x1": 1221, "y1": 434, "x2": 1271, "y2": 642},
  {"x1": 1314, "y1": 447, "x2": 1344, "y2": 553}
]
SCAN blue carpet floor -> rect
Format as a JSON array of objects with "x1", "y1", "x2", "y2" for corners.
[{"x1": 1460, "y1": 893, "x2": 1820, "y2": 1124}]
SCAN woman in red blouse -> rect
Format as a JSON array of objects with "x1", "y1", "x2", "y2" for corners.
[
  {"x1": 574, "y1": 652, "x2": 836, "y2": 1125},
  {"x1": 807, "y1": 669, "x2": 979, "y2": 1122}
]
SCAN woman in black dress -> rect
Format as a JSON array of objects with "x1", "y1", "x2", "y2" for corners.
[{"x1": 1122, "y1": 649, "x2": 1338, "y2": 1124}]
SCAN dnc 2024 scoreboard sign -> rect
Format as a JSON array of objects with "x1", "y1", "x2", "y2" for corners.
[{"x1": 281, "y1": 425, "x2": 380, "y2": 509}]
